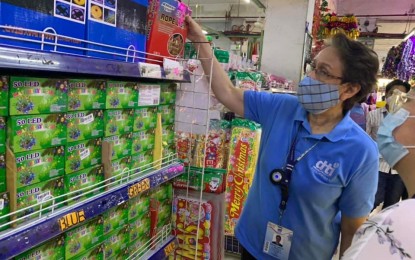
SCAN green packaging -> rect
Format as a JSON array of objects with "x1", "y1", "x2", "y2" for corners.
[
  {"x1": 0, "y1": 192, "x2": 10, "y2": 232},
  {"x1": 0, "y1": 153, "x2": 5, "y2": 193},
  {"x1": 15, "y1": 146, "x2": 65, "y2": 189},
  {"x1": 156, "y1": 202, "x2": 172, "y2": 229},
  {"x1": 173, "y1": 167, "x2": 227, "y2": 194},
  {"x1": 128, "y1": 216, "x2": 150, "y2": 243},
  {"x1": 131, "y1": 129, "x2": 155, "y2": 155},
  {"x1": 162, "y1": 124, "x2": 175, "y2": 145},
  {"x1": 103, "y1": 202, "x2": 129, "y2": 235},
  {"x1": 150, "y1": 182, "x2": 173, "y2": 205},
  {"x1": 69, "y1": 243, "x2": 105, "y2": 260},
  {"x1": 8, "y1": 114, "x2": 67, "y2": 153},
  {"x1": 103, "y1": 133, "x2": 133, "y2": 161},
  {"x1": 0, "y1": 117, "x2": 5, "y2": 153},
  {"x1": 68, "y1": 79, "x2": 106, "y2": 111},
  {"x1": 15, "y1": 235, "x2": 65, "y2": 260},
  {"x1": 128, "y1": 192, "x2": 150, "y2": 220},
  {"x1": 130, "y1": 150, "x2": 154, "y2": 173},
  {"x1": 104, "y1": 109, "x2": 134, "y2": 137},
  {"x1": 133, "y1": 107, "x2": 157, "y2": 131},
  {"x1": 162, "y1": 142, "x2": 176, "y2": 161},
  {"x1": 104, "y1": 225, "x2": 130, "y2": 259},
  {"x1": 65, "y1": 216, "x2": 104, "y2": 259},
  {"x1": 128, "y1": 237, "x2": 148, "y2": 258},
  {"x1": 105, "y1": 81, "x2": 138, "y2": 109},
  {"x1": 109, "y1": 156, "x2": 132, "y2": 183},
  {"x1": 67, "y1": 110, "x2": 104, "y2": 142},
  {"x1": 65, "y1": 138, "x2": 102, "y2": 174},
  {"x1": 158, "y1": 104, "x2": 175, "y2": 125},
  {"x1": 0, "y1": 76, "x2": 9, "y2": 116},
  {"x1": 65, "y1": 165, "x2": 105, "y2": 206},
  {"x1": 16, "y1": 177, "x2": 65, "y2": 220},
  {"x1": 160, "y1": 83, "x2": 177, "y2": 105},
  {"x1": 9, "y1": 77, "x2": 68, "y2": 115}
]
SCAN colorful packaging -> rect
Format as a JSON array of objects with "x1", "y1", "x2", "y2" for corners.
[
  {"x1": 130, "y1": 150, "x2": 154, "y2": 173},
  {"x1": 150, "y1": 182, "x2": 173, "y2": 205},
  {"x1": 16, "y1": 177, "x2": 65, "y2": 220},
  {"x1": 67, "y1": 110, "x2": 104, "y2": 142},
  {"x1": 15, "y1": 146, "x2": 65, "y2": 189},
  {"x1": 64, "y1": 164, "x2": 105, "y2": 206},
  {"x1": 131, "y1": 129, "x2": 155, "y2": 155},
  {"x1": 128, "y1": 215, "x2": 151, "y2": 243},
  {"x1": 68, "y1": 79, "x2": 106, "y2": 111},
  {"x1": 160, "y1": 83, "x2": 177, "y2": 105},
  {"x1": 158, "y1": 104, "x2": 175, "y2": 125},
  {"x1": 0, "y1": 76, "x2": 9, "y2": 116},
  {"x1": 162, "y1": 142, "x2": 176, "y2": 161},
  {"x1": 0, "y1": 152, "x2": 5, "y2": 193},
  {"x1": 235, "y1": 71, "x2": 263, "y2": 91},
  {"x1": 103, "y1": 133, "x2": 133, "y2": 161},
  {"x1": 103, "y1": 225, "x2": 130, "y2": 260},
  {"x1": 103, "y1": 202, "x2": 129, "y2": 235},
  {"x1": 65, "y1": 138, "x2": 102, "y2": 174},
  {"x1": 146, "y1": 0, "x2": 192, "y2": 63},
  {"x1": 133, "y1": 107, "x2": 157, "y2": 131},
  {"x1": 162, "y1": 124, "x2": 175, "y2": 145},
  {"x1": 176, "y1": 132, "x2": 196, "y2": 166},
  {"x1": 137, "y1": 84, "x2": 160, "y2": 107},
  {"x1": 9, "y1": 77, "x2": 68, "y2": 115},
  {"x1": 214, "y1": 48, "x2": 230, "y2": 71},
  {"x1": 128, "y1": 236, "x2": 148, "y2": 259},
  {"x1": 105, "y1": 82, "x2": 139, "y2": 109},
  {"x1": 104, "y1": 109, "x2": 134, "y2": 137},
  {"x1": 225, "y1": 119, "x2": 261, "y2": 235},
  {"x1": 155, "y1": 202, "x2": 171, "y2": 229},
  {"x1": 128, "y1": 192, "x2": 150, "y2": 220},
  {"x1": 108, "y1": 156, "x2": 132, "y2": 183},
  {"x1": 173, "y1": 167, "x2": 227, "y2": 194},
  {"x1": 15, "y1": 235, "x2": 65, "y2": 260},
  {"x1": 65, "y1": 216, "x2": 104, "y2": 259},
  {"x1": 86, "y1": 0, "x2": 147, "y2": 61},
  {"x1": 0, "y1": 192, "x2": 10, "y2": 232},
  {"x1": 8, "y1": 114, "x2": 67, "y2": 153},
  {"x1": 69, "y1": 243, "x2": 105, "y2": 260},
  {"x1": 0, "y1": 117, "x2": 6, "y2": 153}
]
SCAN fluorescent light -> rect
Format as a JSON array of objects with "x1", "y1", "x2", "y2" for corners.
[
  {"x1": 202, "y1": 30, "x2": 208, "y2": 35},
  {"x1": 404, "y1": 28, "x2": 415, "y2": 41},
  {"x1": 245, "y1": 0, "x2": 251, "y2": 3}
]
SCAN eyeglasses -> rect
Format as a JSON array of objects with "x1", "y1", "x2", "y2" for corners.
[{"x1": 309, "y1": 62, "x2": 343, "y2": 81}]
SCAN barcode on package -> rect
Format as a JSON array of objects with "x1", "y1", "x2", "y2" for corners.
[
  {"x1": 80, "y1": 148, "x2": 90, "y2": 160},
  {"x1": 118, "y1": 87, "x2": 125, "y2": 93},
  {"x1": 80, "y1": 114, "x2": 94, "y2": 125}
]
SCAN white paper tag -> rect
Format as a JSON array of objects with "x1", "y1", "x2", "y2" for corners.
[
  {"x1": 139, "y1": 85, "x2": 160, "y2": 106},
  {"x1": 36, "y1": 191, "x2": 51, "y2": 203},
  {"x1": 80, "y1": 113, "x2": 94, "y2": 125},
  {"x1": 80, "y1": 148, "x2": 90, "y2": 160},
  {"x1": 0, "y1": 199, "x2": 4, "y2": 210},
  {"x1": 263, "y1": 222, "x2": 293, "y2": 259}
]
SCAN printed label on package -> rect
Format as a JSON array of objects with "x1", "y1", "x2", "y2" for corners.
[
  {"x1": 55, "y1": 0, "x2": 86, "y2": 24},
  {"x1": 80, "y1": 148, "x2": 91, "y2": 160},
  {"x1": 139, "y1": 85, "x2": 161, "y2": 106},
  {"x1": 89, "y1": 0, "x2": 117, "y2": 27},
  {"x1": 80, "y1": 113, "x2": 94, "y2": 125}
]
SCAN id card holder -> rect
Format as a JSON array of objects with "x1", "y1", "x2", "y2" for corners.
[{"x1": 263, "y1": 222, "x2": 293, "y2": 259}]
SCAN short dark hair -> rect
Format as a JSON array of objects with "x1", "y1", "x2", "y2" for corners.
[
  {"x1": 385, "y1": 79, "x2": 411, "y2": 94},
  {"x1": 327, "y1": 33, "x2": 379, "y2": 113}
]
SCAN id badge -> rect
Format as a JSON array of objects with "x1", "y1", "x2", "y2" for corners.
[{"x1": 263, "y1": 222, "x2": 293, "y2": 259}]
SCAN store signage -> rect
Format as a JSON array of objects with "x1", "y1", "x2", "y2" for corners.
[
  {"x1": 128, "y1": 178, "x2": 150, "y2": 199},
  {"x1": 164, "y1": 240, "x2": 176, "y2": 256},
  {"x1": 58, "y1": 209, "x2": 86, "y2": 231}
]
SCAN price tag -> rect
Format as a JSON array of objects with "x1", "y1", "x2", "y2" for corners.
[
  {"x1": 58, "y1": 210, "x2": 86, "y2": 231},
  {"x1": 164, "y1": 240, "x2": 176, "y2": 256},
  {"x1": 128, "y1": 178, "x2": 150, "y2": 199}
]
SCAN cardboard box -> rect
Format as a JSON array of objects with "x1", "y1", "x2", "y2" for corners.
[
  {"x1": 0, "y1": 76, "x2": 9, "y2": 116},
  {"x1": 173, "y1": 167, "x2": 227, "y2": 194},
  {"x1": 105, "y1": 81, "x2": 138, "y2": 109},
  {"x1": 86, "y1": 0, "x2": 147, "y2": 62},
  {"x1": 67, "y1": 110, "x2": 104, "y2": 142},
  {"x1": 128, "y1": 236, "x2": 148, "y2": 259},
  {"x1": 103, "y1": 133, "x2": 132, "y2": 161},
  {"x1": 65, "y1": 138, "x2": 102, "y2": 174},
  {"x1": 158, "y1": 104, "x2": 175, "y2": 125},
  {"x1": 131, "y1": 129, "x2": 155, "y2": 155},
  {"x1": 15, "y1": 146, "x2": 65, "y2": 189},
  {"x1": 0, "y1": 152, "x2": 5, "y2": 193},
  {"x1": 16, "y1": 177, "x2": 65, "y2": 221},
  {"x1": 68, "y1": 79, "x2": 106, "y2": 111},
  {"x1": 130, "y1": 150, "x2": 153, "y2": 173},
  {"x1": 65, "y1": 216, "x2": 104, "y2": 259},
  {"x1": 9, "y1": 77, "x2": 68, "y2": 115},
  {"x1": 150, "y1": 182, "x2": 172, "y2": 205},
  {"x1": 133, "y1": 107, "x2": 157, "y2": 131},
  {"x1": 128, "y1": 192, "x2": 150, "y2": 220},
  {"x1": 128, "y1": 215, "x2": 150, "y2": 243},
  {"x1": 8, "y1": 114, "x2": 67, "y2": 153},
  {"x1": 162, "y1": 124, "x2": 174, "y2": 145},
  {"x1": 108, "y1": 156, "x2": 132, "y2": 183},
  {"x1": 160, "y1": 83, "x2": 177, "y2": 105},
  {"x1": 0, "y1": 1, "x2": 85, "y2": 54},
  {"x1": 64, "y1": 164, "x2": 105, "y2": 206},
  {"x1": 137, "y1": 84, "x2": 160, "y2": 107},
  {"x1": 69, "y1": 243, "x2": 105, "y2": 260},
  {"x1": 103, "y1": 202, "x2": 129, "y2": 235},
  {"x1": 15, "y1": 235, "x2": 65, "y2": 260},
  {"x1": 146, "y1": 0, "x2": 192, "y2": 63},
  {"x1": 0, "y1": 192, "x2": 10, "y2": 232},
  {"x1": 103, "y1": 225, "x2": 130, "y2": 259},
  {"x1": 104, "y1": 109, "x2": 134, "y2": 137},
  {"x1": 0, "y1": 117, "x2": 6, "y2": 153}
]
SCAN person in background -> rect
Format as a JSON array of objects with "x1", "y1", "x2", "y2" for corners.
[
  {"x1": 343, "y1": 87, "x2": 415, "y2": 259},
  {"x1": 366, "y1": 80, "x2": 411, "y2": 210},
  {"x1": 186, "y1": 16, "x2": 379, "y2": 260}
]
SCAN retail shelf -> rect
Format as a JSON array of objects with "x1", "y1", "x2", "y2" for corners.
[
  {"x1": 145, "y1": 236, "x2": 178, "y2": 260},
  {"x1": 0, "y1": 158, "x2": 184, "y2": 259}
]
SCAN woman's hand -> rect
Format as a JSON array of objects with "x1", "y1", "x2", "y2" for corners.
[{"x1": 185, "y1": 16, "x2": 206, "y2": 43}]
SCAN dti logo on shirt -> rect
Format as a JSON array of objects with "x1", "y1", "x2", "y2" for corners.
[{"x1": 313, "y1": 160, "x2": 339, "y2": 180}]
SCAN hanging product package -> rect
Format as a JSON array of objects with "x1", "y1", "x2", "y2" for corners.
[{"x1": 235, "y1": 71, "x2": 264, "y2": 91}]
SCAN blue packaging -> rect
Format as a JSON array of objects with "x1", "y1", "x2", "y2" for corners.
[
  {"x1": 0, "y1": 0, "x2": 86, "y2": 55},
  {"x1": 86, "y1": 0, "x2": 148, "y2": 61}
]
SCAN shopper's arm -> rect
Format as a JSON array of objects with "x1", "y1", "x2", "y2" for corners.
[
  {"x1": 185, "y1": 16, "x2": 245, "y2": 116},
  {"x1": 339, "y1": 215, "x2": 366, "y2": 257}
]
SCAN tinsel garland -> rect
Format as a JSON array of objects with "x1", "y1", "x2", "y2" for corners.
[{"x1": 397, "y1": 36, "x2": 415, "y2": 81}]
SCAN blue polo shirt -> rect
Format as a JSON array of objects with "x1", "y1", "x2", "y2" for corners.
[{"x1": 235, "y1": 91, "x2": 378, "y2": 260}]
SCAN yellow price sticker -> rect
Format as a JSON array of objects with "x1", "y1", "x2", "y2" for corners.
[
  {"x1": 164, "y1": 241, "x2": 176, "y2": 256},
  {"x1": 58, "y1": 210, "x2": 86, "y2": 232},
  {"x1": 128, "y1": 178, "x2": 150, "y2": 199}
]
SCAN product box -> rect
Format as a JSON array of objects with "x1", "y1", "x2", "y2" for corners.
[
  {"x1": 68, "y1": 79, "x2": 106, "y2": 111},
  {"x1": 64, "y1": 164, "x2": 105, "y2": 206},
  {"x1": 162, "y1": 124, "x2": 175, "y2": 145},
  {"x1": 131, "y1": 129, "x2": 155, "y2": 155},
  {"x1": 0, "y1": 152, "x2": 5, "y2": 193},
  {"x1": 133, "y1": 107, "x2": 157, "y2": 131},
  {"x1": 155, "y1": 202, "x2": 171, "y2": 229},
  {"x1": 103, "y1": 202, "x2": 129, "y2": 235},
  {"x1": 128, "y1": 236, "x2": 148, "y2": 259},
  {"x1": 158, "y1": 104, "x2": 175, "y2": 125},
  {"x1": 128, "y1": 192, "x2": 150, "y2": 220},
  {"x1": 0, "y1": 76, "x2": 9, "y2": 116},
  {"x1": 150, "y1": 182, "x2": 172, "y2": 205},
  {"x1": 130, "y1": 150, "x2": 153, "y2": 173},
  {"x1": 86, "y1": 0, "x2": 148, "y2": 61},
  {"x1": 128, "y1": 215, "x2": 150, "y2": 243},
  {"x1": 0, "y1": 117, "x2": 6, "y2": 153},
  {"x1": 0, "y1": 192, "x2": 10, "y2": 232},
  {"x1": 8, "y1": 114, "x2": 67, "y2": 153},
  {"x1": 15, "y1": 235, "x2": 65, "y2": 260},
  {"x1": 16, "y1": 177, "x2": 65, "y2": 220},
  {"x1": 103, "y1": 133, "x2": 133, "y2": 161},
  {"x1": 108, "y1": 156, "x2": 132, "y2": 183},
  {"x1": 65, "y1": 138, "x2": 102, "y2": 174},
  {"x1": 0, "y1": 1, "x2": 85, "y2": 54},
  {"x1": 104, "y1": 109, "x2": 134, "y2": 137},
  {"x1": 67, "y1": 110, "x2": 104, "y2": 142},
  {"x1": 15, "y1": 146, "x2": 65, "y2": 189},
  {"x1": 105, "y1": 81, "x2": 139, "y2": 109},
  {"x1": 162, "y1": 142, "x2": 175, "y2": 161},
  {"x1": 65, "y1": 216, "x2": 104, "y2": 259},
  {"x1": 69, "y1": 243, "x2": 105, "y2": 260},
  {"x1": 103, "y1": 225, "x2": 130, "y2": 260},
  {"x1": 173, "y1": 167, "x2": 227, "y2": 194},
  {"x1": 160, "y1": 83, "x2": 177, "y2": 105},
  {"x1": 9, "y1": 77, "x2": 68, "y2": 115},
  {"x1": 146, "y1": 0, "x2": 192, "y2": 63},
  {"x1": 137, "y1": 84, "x2": 160, "y2": 107}
]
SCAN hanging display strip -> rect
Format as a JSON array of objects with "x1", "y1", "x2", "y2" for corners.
[{"x1": 0, "y1": 162, "x2": 184, "y2": 259}]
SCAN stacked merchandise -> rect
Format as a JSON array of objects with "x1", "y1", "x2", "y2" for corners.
[
  {"x1": 149, "y1": 183, "x2": 174, "y2": 245},
  {"x1": 128, "y1": 191, "x2": 151, "y2": 258}
]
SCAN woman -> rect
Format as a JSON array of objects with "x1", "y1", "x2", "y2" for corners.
[
  {"x1": 343, "y1": 88, "x2": 415, "y2": 259},
  {"x1": 185, "y1": 17, "x2": 379, "y2": 259}
]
